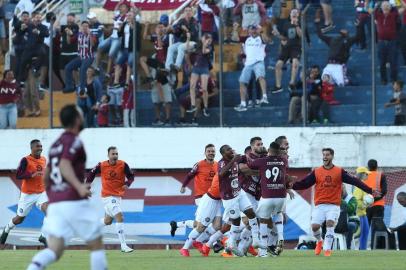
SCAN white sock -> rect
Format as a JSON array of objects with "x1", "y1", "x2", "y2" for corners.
[
  {"x1": 27, "y1": 248, "x2": 57, "y2": 270},
  {"x1": 262, "y1": 94, "x2": 268, "y2": 99},
  {"x1": 115, "y1": 223, "x2": 127, "y2": 247},
  {"x1": 177, "y1": 220, "x2": 195, "y2": 229},
  {"x1": 269, "y1": 227, "x2": 278, "y2": 246},
  {"x1": 230, "y1": 224, "x2": 241, "y2": 244},
  {"x1": 241, "y1": 101, "x2": 246, "y2": 107},
  {"x1": 182, "y1": 228, "x2": 200, "y2": 250},
  {"x1": 207, "y1": 231, "x2": 223, "y2": 247},
  {"x1": 275, "y1": 222, "x2": 284, "y2": 241},
  {"x1": 248, "y1": 218, "x2": 259, "y2": 240},
  {"x1": 5, "y1": 220, "x2": 16, "y2": 233},
  {"x1": 313, "y1": 228, "x2": 322, "y2": 241},
  {"x1": 259, "y1": 223, "x2": 268, "y2": 248},
  {"x1": 238, "y1": 227, "x2": 252, "y2": 252},
  {"x1": 196, "y1": 224, "x2": 216, "y2": 243},
  {"x1": 324, "y1": 227, "x2": 335, "y2": 251},
  {"x1": 90, "y1": 250, "x2": 107, "y2": 270}
]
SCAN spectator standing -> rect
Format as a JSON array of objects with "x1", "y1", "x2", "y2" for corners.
[
  {"x1": 354, "y1": 0, "x2": 371, "y2": 50},
  {"x1": 220, "y1": 0, "x2": 237, "y2": 42},
  {"x1": 87, "y1": 12, "x2": 104, "y2": 45},
  {"x1": 233, "y1": 0, "x2": 267, "y2": 33},
  {"x1": 353, "y1": 166, "x2": 371, "y2": 250},
  {"x1": 375, "y1": 1, "x2": 400, "y2": 85},
  {"x1": 64, "y1": 21, "x2": 96, "y2": 93},
  {"x1": 234, "y1": 25, "x2": 268, "y2": 112},
  {"x1": 320, "y1": 0, "x2": 335, "y2": 33},
  {"x1": 272, "y1": 9, "x2": 302, "y2": 93},
  {"x1": 97, "y1": 94, "x2": 110, "y2": 127},
  {"x1": 399, "y1": 0, "x2": 406, "y2": 66},
  {"x1": 384, "y1": 80, "x2": 406, "y2": 125},
  {"x1": 198, "y1": 0, "x2": 220, "y2": 41},
  {"x1": 307, "y1": 65, "x2": 323, "y2": 123},
  {"x1": 122, "y1": 81, "x2": 134, "y2": 127},
  {"x1": 341, "y1": 186, "x2": 359, "y2": 249},
  {"x1": 0, "y1": 0, "x2": 7, "y2": 55},
  {"x1": 0, "y1": 70, "x2": 20, "y2": 129},
  {"x1": 12, "y1": 11, "x2": 30, "y2": 78}
]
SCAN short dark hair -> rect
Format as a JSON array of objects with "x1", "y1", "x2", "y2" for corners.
[
  {"x1": 32, "y1": 11, "x2": 40, "y2": 17},
  {"x1": 250, "y1": 137, "x2": 262, "y2": 145},
  {"x1": 67, "y1": 12, "x2": 76, "y2": 17},
  {"x1": 30, "y1": 139, "x2": 40, "y2": 146},
  {"x1": 59, "y1": 104, "x2": 80, "y2": 128},
  {"x1": 394, "y1": 80, "x2": 404, "y2": 89},
  {"x1": 244, "y1": 146, "x2": 251, "y2": 154},
  {"x1": 107, "y1": 146, "x2": 117, "y2": 153},
  {"x1": 3, "y1": 69, "x2": 11, "y2": 79},
  {"x1": 205, "y1": 144, "x2": 215, "y2": 150},
  {"x1": 274, "y1": 136, "x2": 287, "y2": 145},
  {"x1": 21, "y1": 11, "x2": 29, "y2": 16},
  {"x1": 368, "y1": 159, "x2": 378, "y2": 170},
  {"x1": 81, "y1": 20, "x2": 90, "y2": 25},
  {"x1": 311, "y1": 65, "x2": 320, "y2": 70},
  {"x1": 220, "y1": 145, "x2": 229, "y2": 155},
  {"x1": 322, "y1": 148, "x2": 334, "y2": 155},
  {"x1": 398, "y1": 192, "x2": 406, "y2": 198},
  {"x1": 269, "y1": 142, "x2": 280, "y2": 151}
]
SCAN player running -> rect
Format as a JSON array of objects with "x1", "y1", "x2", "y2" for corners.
[
  {"x1": 86, "y1": 146, "x2": 135, "y2": 253},
  {"x1": 290, "y1": 148, "x2": 379, "y2": 257},
  {"x1": 170, "y1": 144, "x2": 218, "y2": 236},
  {"x1": 1, "y1": 139, "x2": 48, "y2": 246},
  {"x1": 179, "y1": 174, "x2": 222, "y2": 257},
  {"x1": 218, "y1": 144, "x2": 259, "y2": 257},
  {"x1": 248, "y1": 142, "x2": 289, "y2": 257},
  {"x1": 27, "y1": 105, "x2": 107, "y2": 270}
]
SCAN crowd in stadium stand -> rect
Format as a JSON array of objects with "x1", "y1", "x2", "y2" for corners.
[{"x1": 0, "y1": 0, "x2": 406, "y2": 128}]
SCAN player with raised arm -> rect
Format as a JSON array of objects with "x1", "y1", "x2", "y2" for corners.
[
  {"x1": 291, "y1": 148, "x2": 379, "y2": 257},
  {"x1": 86, "y1": 146, "x2": 135, "y2": 253},
  {"x1": 26, "y1": 105, "x2": 107, "y2": 270},
  {"x1": 1, "y1": 140, "x2": 48, "y2": 246},
  {"x1": 170, "y1": 144, "x2": 217, "y2": 237},
  {"x1": 218, "y1": 144, "x2": 259, "y2": 257},
  {"x1": 248, "y1": 142, "x2": 289, "y2": 257}
]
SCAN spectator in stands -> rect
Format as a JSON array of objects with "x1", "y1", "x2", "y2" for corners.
[
  {"x1": 122, "y1": 80, "x2": 134, "y2": 127},
  {"x1": 315, "y1": 15, "x2": 359, "y2": 86},
  {"x1": 272, "y1": 9, "x2": 302, "y2": 93},
  {"x1": 0, "y1": 70, "x2": 20, "y2": 129},
  {"x1": 87, "y1": 12, "x2": 104, "y2": 44},
  {"x1": 186, "y1": 33, "x2": 213, "y2": 117},
  {"x1": 341, "y1": 185, "x2": 359, "y2": 249},
  {"x1": 165, "y1": 7, "x2": 199, "y2": 73},
  {"x1": 16, "y1": 11, "x2": 49, "y2": 87},
  {"x1": 354, "y1": 0, "x2": 371, "y2": 50},
  {"x1": 385, "y1": 80, "x2": 406, "y2": 125},
  {"x1": 398, "y1": 0, "x2": 406, "y2": 66},
  {"x1": 220, "y1": 0, "x2": 237, "y2": 42},
  {"x1": 234, "y1": 0, "x2": 266, "y2": 34},
  {"x1": 58, "y1": 13, "x2": 79, "y2": 93},
  {"x1": 353, "y1": 166, "x2": 371, "y2": 250},
  {"x1": 319, "y1": 0, "x2": 335, "y2": 33},
  {"x1": 307, "y1": 65, "x2": 323, "y2": 124},
  {"x1": 12, "y1": 11, "x2": 30, "y2": 79},
  {"x1": 234, "y1": 25, "x2": 268, "y2": 112},
  {"x1": 375, "y1": 1, "x2": 400, "y2": 85},
  {"x1": 64, "y1": 21, "x2": 96, "y2": 93},
  {"x1": 198, "y1": 0, "x2": 220, "y2": 41},
  {"x1": 94, "y1": 0, "x2": 129, "y2": 77},
  {"x1": 97, "y1": 94, "x2": 110, "y2": 128},
  {"x1": 0, "y1": 0, "x2": 7, "y2": 55},
  {"x1": 176, "y1": 72, "x2": 219, "y2": 126}
]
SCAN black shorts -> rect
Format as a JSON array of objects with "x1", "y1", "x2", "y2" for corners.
[
  {"x1": 60, "y1": 54, "x2": 78, "y2": 69},
  {"x1": 146, "y1": 58, "x2": 164, "y2": 70},
  {"x1": 278, "y1": 45, "x2": 301, "y2": 63}
]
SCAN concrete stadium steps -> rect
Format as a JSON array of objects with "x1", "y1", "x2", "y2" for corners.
[{"x1": 17, "y1": 92, "x2": 76, "y2": 129}]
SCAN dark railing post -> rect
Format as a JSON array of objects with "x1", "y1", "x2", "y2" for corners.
[
  {"x1": 371, "y1": 10, "x2": 376, "y2": 126},
  {"x1": 49, "y1": 20, "x2": 54, "y2": 128},
  {"x1": 301, "y1": 4, "x2": 310, "y2": 127},
  {"x1": 132, "y1": 18, "x2": 138, "y2": 127},
  {"x1": 219, "y1": 10, "x2": 224, "y2": 127}
]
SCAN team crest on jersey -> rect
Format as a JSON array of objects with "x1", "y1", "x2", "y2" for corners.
[
  {"x1": 230, "y1": 210, "x2": 235, "y2": 215},
  {"x1": 209, "y1": 171, "x2": 215, "y2": 177},
  {"x1": 19, "y1": 208, "x2": 23, "y2": 213},
  {"x1": 109, "y1": 170, "x2": 117, "y2": 178},
  {"x1": 231, "y1": 179, "x2": 239, "y2": 188},
  {"x1": 36, "y1": 165, "x2": 42, "y2": 171},
  {"x1": 111, "y1": 199, "x2": 116, "y2": 203},
  {"x1": 205, "y1": 217, "x2": 210, "y2": 222}
]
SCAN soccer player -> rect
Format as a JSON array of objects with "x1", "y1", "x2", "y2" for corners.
[
  {"x1": 248, "y1": 142, "x2": 289, "y2": 257},
  {"x1": 291, "y1": 148, "x2": 378, "y2": 257},
  {"x1": 1, "y1": 139, "x2": 48, "y2": 246},
  {"x1": 170, "y1": 144, "x2": 217, "y2": 236},
  {"x1": 86, "y1": 146, "x2": 135, "y2": 253},
  {"x1": 218, "y1": 144, "x2": 259, "y2": 256},
  {"x1": 26, "y1": 105, "x2": 107, "y2": 270},
  {"x1": 180, "y1": 174, "x2": 222, "y2": 257}
]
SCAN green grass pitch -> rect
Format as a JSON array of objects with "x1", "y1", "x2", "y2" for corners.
[{"x1": 1, "y1": 250, "x2": 405, "y2": 270}]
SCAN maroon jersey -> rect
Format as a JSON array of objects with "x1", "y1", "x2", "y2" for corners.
[
  {"x1": 218, "y1": 158, "x2": 240, "y2": 200},
  {"x1": 239, "y1": 153, "x2": 262, "y2": 199},
  {"x1": 47, "y1": 131, "x2": 87, "y2": 203},
  {"x1": 248, "y1": 156, "x2": 288, "y2": 198}
]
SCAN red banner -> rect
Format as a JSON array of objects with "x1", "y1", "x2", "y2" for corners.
[{"x1": 103, "y1": 0, "x2": 187, "y2": 11}]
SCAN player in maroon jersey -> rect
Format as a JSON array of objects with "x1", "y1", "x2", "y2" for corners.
[
  {"x1": 26, "y1": 105, "x2": 107, "y2": 270},
  {"x1": 248, "y1": 142, "x2": 290, "y2": 257},
  {"x1": 218, "y1": 144, "x2": 259, "y2": 257}
]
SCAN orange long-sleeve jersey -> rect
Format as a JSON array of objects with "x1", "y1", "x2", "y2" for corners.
[
  {"x1": 16, "y1": 155, "x2": 46, "y2": 194},
  {"x1": 182, "y1": 159, "x2": 218, "y2": 198}
]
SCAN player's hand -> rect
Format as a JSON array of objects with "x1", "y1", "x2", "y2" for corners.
[
  {"x1": 122, "y1": 184, "x2": 129, "y2": 190},
  {"x1": 287, "y1": 189, "x2": 295, "y2": 200},
  {"x1": 21, "y1": 23, "x2": 27, "y2": 30},
  {"x1": 77, "y1": 183, "x2": 92, "y2": 198},
  {"x1": 232, "y1": 154, "x2": 242, "y2": 162},
  {"x1": 372, "y1": 189, "x2": 381, "y2": 198},
  {"x1": 180, "y1": 186, "x2": 186, "y2": 194}
]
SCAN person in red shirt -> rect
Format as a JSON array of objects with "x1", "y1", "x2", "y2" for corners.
[
  {"x1": 86, "y1": 146, "x2": 135, "y2": 253},
  {"x1": 122, "y1": 81, "x2": 134, "y2": 127},
  {"x1": 97, "y1": 94, "x2": 110, "y2": 127},
  {"x1": 290, "y1": 148, "x2": 379, "y2": 257},
  {"x1": 320, "y1": 74, "x2": 340, "y2": 124},
  {"x1": 198, "y1": 0, "x2": 220, "y2": 41},
  {"x1": 0, "y1": 70, "x2": 21, "y2": 129}
]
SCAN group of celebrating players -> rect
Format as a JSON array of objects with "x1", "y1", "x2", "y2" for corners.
[
  {"x1": 0, "y1": 104, "x2": 381, "y2": 269},
  {"x1": 171, "y1": 136, "x2": 380, "y2": 258}
]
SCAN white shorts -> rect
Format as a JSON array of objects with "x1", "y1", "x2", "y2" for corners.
[
  {"x1": 256, "y1": 197, "x2": 286, "y2": 219},
  {"x1": 42, "y1": 200, "x2": 102, "y2": 243},
  {"x1": 322, "y1": 63, "x2": 345, "y2": 86},
  {"x1": 240, "y1": 190, "x2": 258, "y2": 218},
  {"x1": 196, "y1": 194, "x2": 223, "y2": 227},
  {"x1": 222, "y1": 191, "x2": 252, "y2": 220},
  {"x1": 17, "y1": 192, "x2": 48, "y2": 217},
  {"x1": 311, "y1": 204, "x2": 341, "y2": 225},
  {"x1": 102, "y1": 196, "x2": 122, "y2": 218}
]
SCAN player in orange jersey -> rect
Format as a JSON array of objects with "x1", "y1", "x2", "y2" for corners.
[
  {"x1": 179, "y1": 174, "x2": 222, "y2": 257},
  {"x1": 1, "y1": 139, "x2": 48, "y2": 246},
  {"x1": 86, "y1": 146, "x2": 135, "y2": 253},
  {"x1": 170, "y1": 144, "x2": 218, "y2": 237},
  {"x1": 291, "y1": 148, "x2": 379, "y2": 257}
]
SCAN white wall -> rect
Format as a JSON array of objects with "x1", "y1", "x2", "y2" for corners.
[{"x1": 1, "y1": 126, "x2": 406, "y2": 169}]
